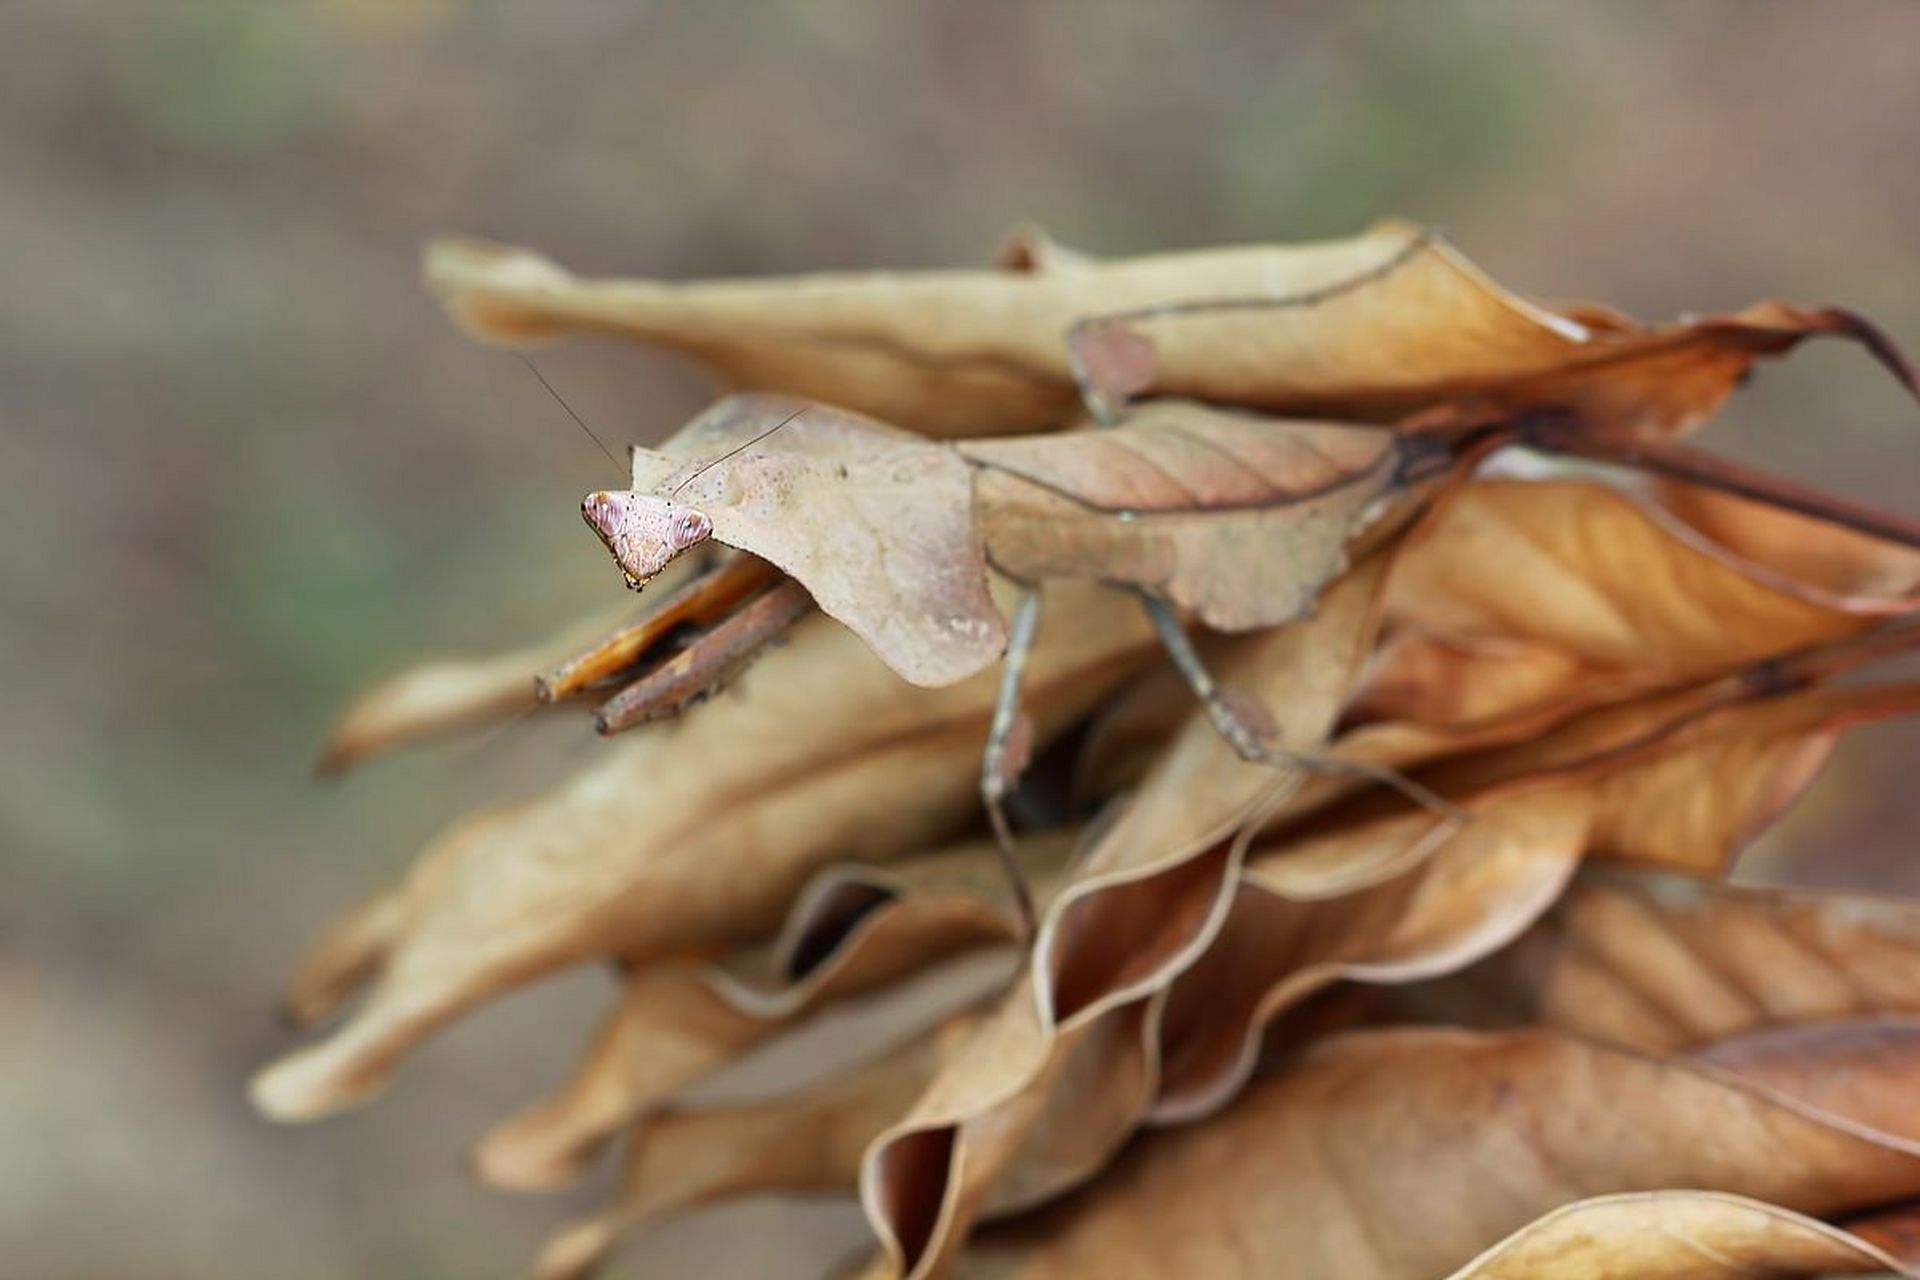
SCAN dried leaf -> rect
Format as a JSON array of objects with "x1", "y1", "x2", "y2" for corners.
[
  {"x1": 1362, "y1": 478, "x2": 1920, "y2": 735},
  {"x1": 1658, "y1": 480, "x2": 1920, "y2": 608},
  {"x1": 1445, "y1": 1192, "x2": 1910, "y2": 1279},
  {"x1": 1156, "y1": 787, "x2": 1592, "y2": 1124},
  {"x1": 537, "y1": 1018, "x2": 960, "y2": 1280},
  {"x1": 314, "y1": 603, "x2": 628, "y2": 774},
  {"x1": 1271, "y1": 677, "x2": 1920, "y2": 898},
  {"x1": 425, "y1": 226, "x2": 1911, "y2": 439},
  {"x1": 858, "y1": 557, "x2": 1391, "y2": 1279},
  {"x1": 1413, "y1": 869, "x2": 1920, "y2": 1055},
  {"x1": 252, "y1": 583, "x2": 1156, "y2": 1122},
  {"x1": 1140, "y1": 674, "x2": 1920, "y2": 1126},
  {"x1": 957, "y1": 1025, "x2": 1920, "y2": 1279},
  {"x1": 476, "y1": 836, "x2": 1071, "y2": 1191}
]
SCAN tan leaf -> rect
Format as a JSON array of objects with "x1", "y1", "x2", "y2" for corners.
[
  {"x1": 1361, "y1": 478, "x2": 1920, "y2": 736},
  {"x1": 1141, "y1": 677, "x2": 1920, "y2": 1125},
  {"x1": 424, "y1": 226, "x2": 1909, "y2": 440},
  {"x1": 956, "y1": 1025, "x2": 1920, "y2": 1279},
  {"x1": 1155, "y1": 787, "x2": 1592, "y2": 1124},
  {"x1": 476, "y1": 835, "x2": 1072, "y2": 1192},
  {"x1": 536, "y1": 1017, "x2": 961, "y2": 1280},
  {"x1": 1444, "y1": 1192, "x2": 1910, "y2": 1279},
  {"x1": 313, "y1": 603, "x2": 628, "y2": 775},
  {"x1": 251, "y1": 583, "x2": 1156, "y2": 1122},
  {"x1": 1582, "y1": 683, "x2": 1920, "y2": 875},
  {"x1": 1263, "y1": 668, "x2": 1920, "y2": 904},
  {"x1": 955, "y1": 1193, "x2": 1916, "y2": 1280},
  {"x1": 1657, "y1": 481, "x2": 1920, "y2": 608},
  {"x1": 1342, "y1": 868, "x2": 1920, "y2": 1058}
]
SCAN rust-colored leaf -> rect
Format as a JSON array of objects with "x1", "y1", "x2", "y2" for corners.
[{"x1": 1360, "y1": 478, "x2": 1920, "y2": 737}]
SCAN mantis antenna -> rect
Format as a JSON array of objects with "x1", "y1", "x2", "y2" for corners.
[
  {"x1": 667, "y1": 406, "x2": 811, "y2": 496},
  {"x1": 517, "y1": 353, "x2": 624, "y2": 471}
]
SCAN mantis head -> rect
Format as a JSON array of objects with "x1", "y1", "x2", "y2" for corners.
[{"x1": 581, "y1": 489, "x2": 714, "y2": 589}]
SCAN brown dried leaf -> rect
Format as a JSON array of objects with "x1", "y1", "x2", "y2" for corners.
[
  {"x1": 424, "y1": 226, "x2": 1910, "y2": 439},
  {"x1": 1360, "y1": 478, "x2": 1920, "y2": 736},
  {"x1": 1139, "y1": 676, "x2": 1920, "y2": 1127},
  {"x1": 1156, "y1": 787, "x2": 1592, "y2": 1123},
  {"x1": 858, "y1": 557, "x2": 1391, "y2": 1279},
  {"x1": 1445, "y1": 1192, "x2": 1910, "y2": 1279},
  {"x1": 252, "y1": 583, "x2": 1156, "y2": 1122},
  {"x1": 1403, "y1": 868, "x2": 1920, "y2": 1055},
  {"x1": 957, "y1": 1024, "x2": 1920, "y2": 1279},
  {"x1": 476, "y1": 835, "x2": 1072, "y2": 1192},
  {"x1": 536, "y1": 1018, "x2": 960, "y2": 1280},
  {"x1": 1658, "y1": 480, "x2": 1920, "y2": 608},
  {"x1": 314, "y1": 603, "x2": 629, "y2": 775},
  {"x1": 1270, "y1": 678, "x2": 1920, "y2": 899}
]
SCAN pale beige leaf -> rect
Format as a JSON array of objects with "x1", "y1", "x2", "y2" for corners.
[
  {"x1": 252, "y1": 583, "x2": 1155, "y2": 1122},
  {"x1": 424, "y1": 226, "x2": 1908, "y2": 439},
  {"x1": 1444, "y1": 1192, "x2": 1910, "y2": 1280},
  {"x1": 536, "y1": 1018, "x2": 959, "y2": 1280},
  {"x1": 476, "y1": 836, "x2": 1072, "y2": 1192},
  {"x1": 313, "y1": 602, "x2": 632, "y2": 775}
]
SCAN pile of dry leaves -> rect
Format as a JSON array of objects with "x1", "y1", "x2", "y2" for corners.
[{"x1": 256, "y1": 220, "x2": 1920, "y2": 1279}]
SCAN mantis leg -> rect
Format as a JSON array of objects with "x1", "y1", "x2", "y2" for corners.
[
  {"x1": 981, "y1": 587, "x2": 1043, "y2": 937},
  {"x1": 1137, "y1": 591, "x2": 1463, "y2": 823}
]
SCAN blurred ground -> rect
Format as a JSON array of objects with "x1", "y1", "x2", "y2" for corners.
[{"x1": 3, "y1": 2, "x2": 1919, "y2": 1276}]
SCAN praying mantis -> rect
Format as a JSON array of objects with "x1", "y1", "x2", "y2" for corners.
[
  {"x1": 531, "y1": 230, "x2": 1920, "y2": 928},
  {"x1": 557, "y1": 248, "x2": 1490, "y2": 924}
]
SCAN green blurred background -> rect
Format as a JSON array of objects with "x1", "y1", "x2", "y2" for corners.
[{"x1": 5, "y1": 2, "x2": 1920, "y2": 1275}]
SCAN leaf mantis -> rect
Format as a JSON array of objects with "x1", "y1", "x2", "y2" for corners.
[{"x1": 547, "y1": 231, "x2": 1920, "y2": 929}]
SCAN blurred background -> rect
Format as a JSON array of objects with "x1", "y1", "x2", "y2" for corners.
[{"x1": 5, "y1": 2, "x2": 1920, "y2": 1275}]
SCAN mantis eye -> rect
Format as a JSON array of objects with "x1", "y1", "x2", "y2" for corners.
[{"x1": 674, "y1": 511, "x2": 712, "y2": 548}]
